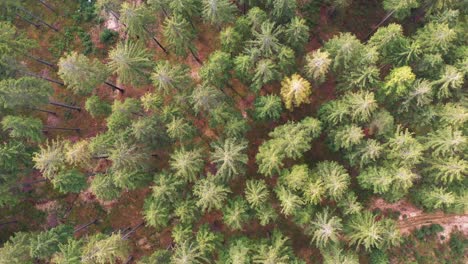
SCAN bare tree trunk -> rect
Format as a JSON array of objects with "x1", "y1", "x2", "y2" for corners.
[
  {"x1": 31, "y1": 107, "x2": 57, "y2": 115},
  {"x1": 0, "y1": 220, "x2": 18, "y2": 227},
  {"x1": 104, "y1": 81, "x2": 125, "y2": 93},
  {"x1": 122, "y1": 222, "x2": 145, "y2": 240},
  {"x1": 142, "y1": 26, "x2": 168, "y2": 54},
  {"x1": 18, "y1": 7, "x2": 59, "y2": 32},
  {"x1": 92, "y1": 155, "x2": 109, "y2": 159},
  {"x1": 16, "y1": 13, "x2": 41, "y2": 28},
  {"x1": 189, "y1": 47, "x2": 202, "y2": 65},
  {"x1": 226, "y1": 83, "x2": 242, "y2": 96},
  {"x1": 21, "y1": 70, "x2": 64, "y2": 86},
  {"x1": 37, "y1": 0, "x2": 58, "y2": 15},
  {"x1": 365, "y1": 10, "x2": 395, "y2": 41},
  {"x1": 21, "y1": 179, "x2": 47, "y2": 186},
  {"x1": 124, "y1": 256, "x2": 134, "y2": 264},
  {"x1": 43, "y1": 126, "x2": 80, "y2": 132},
  {"x1": 23, "y1": 54, "x2": 56, "y2": 69},
  {"x1": 49, "y1": 101, "x2": 81, "y2": 111},
  {"x1": 74, "y1": 219, "x2": 99, "y2": 233}
]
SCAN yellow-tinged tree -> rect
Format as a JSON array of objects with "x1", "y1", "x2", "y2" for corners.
[{"x1": 280, "y1": 74, "x2": 312, "y2": 110}]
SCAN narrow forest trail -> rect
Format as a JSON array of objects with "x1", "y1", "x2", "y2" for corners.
[{"x1": 371, "y1": 198, "x2": 468, "y2": 239}]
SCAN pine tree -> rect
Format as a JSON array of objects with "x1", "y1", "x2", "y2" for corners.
[
  {"x1": 304, "y1": 49, "x2": 331, "y2": 84},
  {"x1": 284, "y1": 17, "x2": 309, "y2": 51},
  {"x1": 383, "y1": 0, "x2": 420, "y2": 20},
  {"x1": 253, "y1": 231, "x2": 291, "y2": 264},
  {"x1": 424, "y1": 127, "x2": 466, "y2": 157},
  {"x1": 190, "y1": 84, "x2": 225, "y2": 113},
  {"x1": 249, "y1": 22, "x2": 283, "y2": 57},
  {"x1": 33, "y1": 139, "x2": 66, "y2": 179},
  {"x1": 270, "y1": 0, "x2": 297, "y2": 23},
  {"x1": 151, "y1": 60, "x2": 191, "y2": 94},
  {"x1": 346, "y1": 211, "x2": 385, "y2": 251},
  {"x1": 90, "y1": 173, "x2": 121, "y2": 201},
  {"x1": 0, "y1": 232, "x2": 32, "y2": 264},
  {"x1": 415, "y1": 22, "x2": 456, "y2": 54},
  {"x1": 51, "y1": 169, "x2": 87, "y2": 194},
  {"x1": 253, "y1": 95, "x2": 283, "y2": 121},
  {"x1": 431, "y1": 65, "x2": 464, "y2": 99},
  {"x1": 169, "y1": 0, "x2": 201, "y2": 22},
  {"x1": 58, "y1": 52, "x2": 111, "y2": 95},
  {"x1": 245, "y1": 179, "x2": 270, "y2": 208},
  {"x1": 386, "y1": 126, "x2": 423, "y2": 166},
  {"x1": 332, "y1": 125, "x2": 364, "y2": 151},
  {"x1": 82, "y1": 233, "x2": 130, "y2": 264},
  {"x1": 223, "y1": 197, "x2": 250, "y2": 230},
  {"x1": 163, "y1": 14, "x2": 199, "y2": 61},
  {"x1": 281, "y1": 164, "x2": 309, "y2": 191},
  {"x1": 85, "y1": 96, "x2": 112, "y2": 118},
  {"x1": 108, "y1": 141, "x2": 147, "y2": 172},
  {"x1": 210, "y1": 138, "x2": 248, "y2": 182},
  {"x1": 199, "y1": 51, "x2": 233, "y2": 89},
  {"x1": 342, "y1": 91, "x2": 378, "y2": 123},
  {"x1": 252, "y1": 59, "x2": 279, "y2": 92},
  {"x1": 381, "y1": 66, "x2": 416, "y2": 98},
  {"x1": 321, "y1": 244, "x2": 359, "y2": 264},
  {"x1": 171, "y1": 241, "x2": 208, "y2": 264},
  {"x1": 193, "y1": 174, "x2": 231, "y2": 212},
  {"x1": 220, "y1": 26, "x2": 243, "y2": 55},
  {"x1": 421, "y1": 187, "x2": 455, "y2": 210},
  {"x1": 119, "y1": 2, "x2": 153, "y2": 39},
  {"x1": 143, "y1": 197, "x2": 170, "y2": 229},
  {"x1": 30, "y1": 225, "x2": 74, "y2": 260},
  {"x1": 275, "y1": 185, "x2": 304, "y2": 216},
  {"x1": 315, "y1": 161, "x2": 350, "y2": 201},
  {"x1": 201, "y1": 0, "x2": 237, "y2": 26},
  {"x1": 302, "y1": 179, "x2": 325, "y2": 205},
  {"x1": 256, "y1": 143, "x2": 285, "y2": 177},
  {"x1": 0, "y1": 77, "x2": 52, "y2": 111},
  {"x1": 151, "y1": 171, "x2": 184, "y2": 203},
  {"x1": 309, "y1": 209, "x2": 343, "y2": 248},
  {"x1": 324, "y1": 33, "x2": 365, "y2": 71},
  {"x1": 1, "y1": 115, "x2": 43, "y2": 142},
  {"x1": 108, "y1": 41, "x2": 152, "y2": 85},
  {"x1": 280, "y1": 74, "x2": 312, "y2": 110},
  {"x1": 51, "y1": 239, "x2": 83, "y2": 264},
  {"x1": 170, "y1": 148, "x2": 204, "y2": 182},
  {"x1": 196, "y1": 224, "x2": 222, "y2": 256},
  {"x1": 427, "y1": 156, "x2": 467, "y2": 184}
]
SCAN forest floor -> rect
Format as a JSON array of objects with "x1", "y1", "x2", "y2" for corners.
[{"x1": 371, "y1": 198, "x2": 468, "y2": 241}]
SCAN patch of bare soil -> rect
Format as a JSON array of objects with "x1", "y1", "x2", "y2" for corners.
[{"x1": 370, "y1": 198, "x2": 468, "y2": 241}]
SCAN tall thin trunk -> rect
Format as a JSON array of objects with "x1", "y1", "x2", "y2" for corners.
[
  {"x1": 21, "y1": 70, "x2": 64, "y2": 86},
  {"x1": 49, "y1": 101, "x2": 81, "y2": 111},
  {"x1": 226, "y1": 83, "x2": 242, "y2": 96},
  {"x1": 31, "y1": 107, "x2": 57, "y2": 115},
  {"x1": 74, "y1": 219, "x2": 99, "y2": 233},
  {"x1": 43, "y1": 126, "x2": 80, "y2": 132},
  {"x1": 189, "y1": 47, "x2": 202, "y2": 65},
  {"x1": 18, "y1": 7, "x2": 59, "y2": 32},
  {"x1": 23, "y1": 54, "x2": 56, "y2": 69},
  {"x1": 21, "y1": 179, "x2": 47, "y2": 186},
  {"x1": 16, "y1": 13, "x2": 41, "y2": 28},
  {"x1": 109, "y1": 9, "x2": 120, "y2": 20},
  {"x1": 122, "y1": 221, "x2": 145, "y2": 240},
  {"x1": 0, "y1": 220, "x2": 18, "y2": 227},
  {"x1": 365, "y1": 10, "x2": 395, "y2": 41},
  {"x1": 92, "y1": 155, "x2": 109, "y2": 159},
  {"x1": 124, "y1": 256, "x2": 134, "y2": 264},
  {"x1": 37, "y1": 0, "x2": 58, "y2": 15},
  {"x1": 142, "y1": 26, "x2": 168, "y2": 54},
  {"x1": 104, "y1": 81, "x2": 125, "y2": 93}
]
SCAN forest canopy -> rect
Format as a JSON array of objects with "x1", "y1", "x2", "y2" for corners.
[{"x1": 0, "y1": 0, "x2": 466, "y2": 263}]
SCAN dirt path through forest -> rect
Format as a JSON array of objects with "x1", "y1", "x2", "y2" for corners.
[{"x1": 371, "y1": 198, "x2": 468, "y2": 239}]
